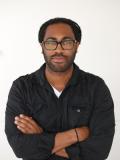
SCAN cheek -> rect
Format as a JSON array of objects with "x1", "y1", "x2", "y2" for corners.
[
  {"x1": 65, "y1": 49, "x2": 77, "y2": 56},
  {"x1": 43, "y1": 49, "x2": 55, "y2": 56},
  {"x1": 43, "y1": 51, "x2": 53, "y2": 61}
]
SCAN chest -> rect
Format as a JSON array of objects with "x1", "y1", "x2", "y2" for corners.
[{"x1": 26, "y1": 85, "x2": 93, "y2": 132}]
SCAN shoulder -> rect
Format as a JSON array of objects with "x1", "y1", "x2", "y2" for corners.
[
  {"x1": 79, "y1": 69, "x2": 105, "y2": 86},
  {"x1": 78, "y1": 69, "x2": 112, "y2": 97},
  {"x1": 12, "y1": 69, "x2": 39, "y2": 90},
  {"x1": 81, "y1": 69, "x2": 112, "y2": 98},
  {"x1": 78, "y1": 69, "x2": 113, "y2": 106}
]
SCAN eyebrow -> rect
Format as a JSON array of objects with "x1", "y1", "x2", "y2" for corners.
[{"x1": 45, "y1": 36, "x2": 75, "y2": 41}]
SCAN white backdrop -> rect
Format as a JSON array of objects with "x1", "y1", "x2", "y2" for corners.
[{"x1": 0, "y1": 0, "x2": 120, "y2": 159}]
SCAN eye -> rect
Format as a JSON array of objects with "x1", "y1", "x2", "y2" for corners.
[
  {"x1": 44, "y1": 41, "x2": 57, "y2": 50},
  {"x1": 62, "y1": 40, "x2": 73, "y2": 45},
  {"x1": 45, "y1": 41, "x2": 57, "y2": 45}
]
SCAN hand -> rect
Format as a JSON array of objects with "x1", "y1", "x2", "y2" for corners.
[
  {"x1": 14, "y1": 114, "x2": 43, "y2": 134},
  {"x1": 76, "y1": 126, "x2": 90, "y2": 142},
  {"x1": 55, "y1": 149, "x2": 69, "y2": 158}
]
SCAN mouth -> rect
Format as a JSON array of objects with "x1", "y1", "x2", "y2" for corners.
[{"x1": 51, "y1": 56, "x2": 66, "y2": 63}]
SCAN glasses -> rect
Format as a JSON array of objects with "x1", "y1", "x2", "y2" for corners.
[{"x1": 42, "y1": 39, "x2": 77, "y2": 50}]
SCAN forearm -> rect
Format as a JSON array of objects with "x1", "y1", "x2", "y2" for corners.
[
  {"x1": 6, "y1": 130, "x2": 55, "y2": 159},
  {"x1": 54, "y1": 126, "x2": 90, "y2": 159},
  {"x1": 52, "y1": 126, "x2": 90, "y2": 154},
  {"x1": 12, "y1": 114, "x2": 90, "y2": 158},
  {"x1": 52, "y1": 128, "x2": 77, "y2": 153},
  {"x1": 5, "y1": 113, "x2": 55, "y2": 159}
]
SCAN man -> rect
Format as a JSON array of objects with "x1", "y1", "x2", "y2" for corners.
[{"x1": 5, "y1": 17, "x2": 115, "y2": 160}]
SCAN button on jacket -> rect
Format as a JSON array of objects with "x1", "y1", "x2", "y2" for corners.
[{"x1": 5, "y1": 63, "x2": 115, "y2": 160}]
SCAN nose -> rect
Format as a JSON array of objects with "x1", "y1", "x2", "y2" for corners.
[{"x1": 56, "y1": 43, "x2": 63, "y2": 51}]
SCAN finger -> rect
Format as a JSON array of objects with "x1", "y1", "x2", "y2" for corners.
[
  {"x1": 17, "y1": 125, "x2": 31, "y2": 134},
  {"x1": 14, "y1": 116, "x2": 42, "y2": 134},
  {"x1": 15, "y1": 116, "x2": 35, "y2": 129},
  {"x1": 19, "y1": 114, "x2": 40, "y2": 127},
  {"x1": 15, "y1": 119, "x2": 37, "y2": 134},
  {"x1": 14, "y1": 116, "x2": 34, "y2": 130},
  {"x1": 19, "y1": 115, "x2": 43, "y2": 132},
  {"x1": 14, "y1": 119, "x2": 30, "y2": 130},
  {"x1": 16, "y1": 122, "x2": 41, "y2": 134},
  {"x1": 15, "y1": 115, "x2": 43, "y2": 134},
  {"x1": 15, "y1": 120, "x2": 35, "y2": 132}
]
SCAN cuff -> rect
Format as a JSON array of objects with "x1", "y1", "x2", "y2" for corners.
[
  {"x1": 66, "y1": 143, "x2": 81, "y2": 160},
  {"x1": 38, "y1": 132, "x2": 56, "y2": 154}
]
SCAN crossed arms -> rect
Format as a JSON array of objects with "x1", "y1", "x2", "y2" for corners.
[
  {"x1": 14, "y1": 114, "x2": 90, "y2": 158},
  {"x1": 5, "y1": 79, "x2": 115, "y2": 160}
]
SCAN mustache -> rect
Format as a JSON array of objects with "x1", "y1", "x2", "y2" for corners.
[{"x1": 51, "y1": 53, "x2": 66, "y2": 58}]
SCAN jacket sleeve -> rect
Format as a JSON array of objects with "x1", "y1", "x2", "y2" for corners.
[
  {"x1": 66, "y1": 79, "x2": 115, "y2": 160},
  {"x1": 5, "y1": 80, "x2": 56, "y2": 160}
]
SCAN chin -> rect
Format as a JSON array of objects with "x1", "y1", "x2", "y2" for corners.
[{"x1": 48, "y1": 63, "x2": 72, "y2": 72}]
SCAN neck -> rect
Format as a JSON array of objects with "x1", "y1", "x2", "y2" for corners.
[{"x1": 45, "y1": 65, "x2": 73, "y2": 91}]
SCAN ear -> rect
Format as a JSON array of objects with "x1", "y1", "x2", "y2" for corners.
[
  {"x1": 40, "y1": 43, "x2": 44, "y2": 54},
  {"x1": 40, "y1": 42, "x2": 42, "y2": 46},
  {"x1": 41, "y1": 48, "x2": 44, "y2": 54},
  {"x1": 76, "y1": 42, "x2": 80, "y2": 53},
  {"x1": 76, "y1": 42, "x2": 80, "y2": 48}
]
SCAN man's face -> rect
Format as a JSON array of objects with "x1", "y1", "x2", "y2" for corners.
[{"x1": 41, "y1": 23, "x2": 79, "y2": 72}]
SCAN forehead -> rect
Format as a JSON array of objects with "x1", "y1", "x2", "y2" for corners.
[{"x1": 43, "y1": 23, "x2": 75, "y2": 40}]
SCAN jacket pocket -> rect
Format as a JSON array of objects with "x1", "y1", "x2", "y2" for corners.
[{"x1": 69, "y1": 103, "x2": 90, "y2": 127}]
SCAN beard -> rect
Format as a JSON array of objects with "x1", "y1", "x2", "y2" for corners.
[{"x1": 42, "y1": 50, "x2": 77, "y2": 72}]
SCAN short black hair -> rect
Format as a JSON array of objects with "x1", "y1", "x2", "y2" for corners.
[{"x1": 38, "y1": 17, "x2": 82, "y2": 43}]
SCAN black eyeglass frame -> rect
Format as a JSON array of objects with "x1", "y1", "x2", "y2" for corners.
[{"x1": 41, "y1": 39, "x2": 78, "y2": 50}]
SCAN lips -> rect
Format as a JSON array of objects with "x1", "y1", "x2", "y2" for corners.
[{"x1": 52, "y1": 56, "x2": 66, "y2": 63}]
